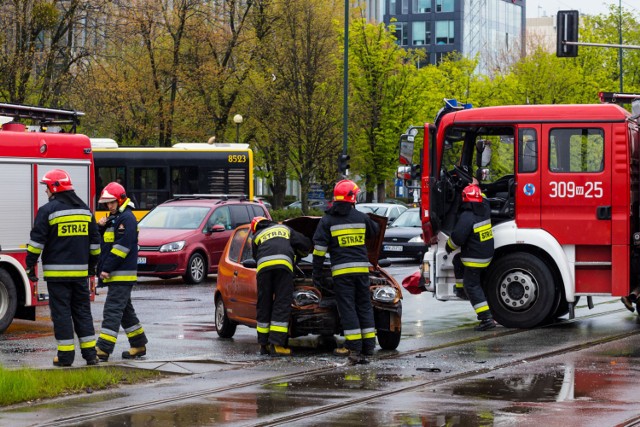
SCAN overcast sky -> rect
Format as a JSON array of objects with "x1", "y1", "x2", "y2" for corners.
[{"x1": 526, "y1": 0, "x2": 637, "y2": 19}]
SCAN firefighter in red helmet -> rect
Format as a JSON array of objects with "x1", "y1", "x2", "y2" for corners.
[
  {"x1": 312, "y1": 179, "x2": 379, "y2": 364},
  {"x1": 94, "y1": 181, "x2": 148, "y2": 361},
  {"x1": 26, "y1": 169, "x2": 101, "y2": 366},
  {"x1": 251, "y1": 216, "x2": 311, "y2": 356},
  {"x1": 445, "y1": 183, "x2": 497, "y2": 331}
]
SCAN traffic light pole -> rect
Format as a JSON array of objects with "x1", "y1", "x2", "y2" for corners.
[{"x1": 562, "y1": 41, "x2": 640, "y2": 50}]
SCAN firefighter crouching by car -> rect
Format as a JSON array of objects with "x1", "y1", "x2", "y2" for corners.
[
  {"x1": 312, "y1": 179, "x2": 379, "y2": 365},
  {"x1": 95, "y1": 182, "x2": 148, "y2": 361},
  {"x1": 251, "y1": 216, "x2": 312, "y2": 356},
  {"x1": 26, "y1": 169, "x2": 101, "y2": 367},
  {"x1": 445, "y1": 184, "x2": 497, "y2": 331}
]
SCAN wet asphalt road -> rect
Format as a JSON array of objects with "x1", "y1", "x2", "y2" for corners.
[{"x1": 2, "y1": 260, "x2": 640, "y2": 426}]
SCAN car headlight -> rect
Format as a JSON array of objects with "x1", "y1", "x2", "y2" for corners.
[
  {"x1": 372, "y1": 286, "x2": 397, "y2": 303},
  {"x1": 292, "y1": 290, "x2": 320, "y2": 307},
  {"x1": 408, "y1": 235, "x2": 424, "y2": 243},
  {"x1": 159, "y1": 241, "x2": 186, "y2": 252}
]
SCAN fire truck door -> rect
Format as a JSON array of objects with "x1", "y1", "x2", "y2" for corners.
[{"x1": 540, "y1": 125, "x2": 611, "y2": 245}]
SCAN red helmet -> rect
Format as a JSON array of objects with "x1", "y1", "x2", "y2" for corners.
[
  {"x1": 462, "y1": 184, "x2": 482, "y2": 203},
  {"x1": 251, "y1": 216, "x2": 268, "y2": 233},
  {"x1": 333, "y1": 179, "x2": 359, "y2": 203},
  {"x1": 40, "y1": 169, "x2": 73, "y2": 193},
  {"x1": 99, "y1": 182, "x2": 127, "y2": 206}
]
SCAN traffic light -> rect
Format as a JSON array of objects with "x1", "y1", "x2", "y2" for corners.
[
  {"x1": 557, "y1": 10, "x2": 579, "y2": 58},
  {"x1": 410, "y1": 164, "x2": 422, "y2": 179},
  {"x1": 337, "y1": 153, "x2": 350, "y2": 174}
]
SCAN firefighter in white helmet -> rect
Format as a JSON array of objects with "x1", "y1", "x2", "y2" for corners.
[
  {"x1": 26, "y1": 169, "x2": 101, "y2": 367},
  {"x1": 94, "y1": 182, "x2": 148, "y2": 361}
]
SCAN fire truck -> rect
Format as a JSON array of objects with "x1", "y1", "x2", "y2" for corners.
[
  {"x1": 400, "y1": 94, "x2": 640, "y2": 328},
  {"x1": 0, "y1": 103, "x2": 95, "y2": 333}
]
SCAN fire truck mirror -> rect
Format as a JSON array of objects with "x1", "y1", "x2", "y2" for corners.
[
  {"x1": 475, "y1": 140, "x2": 492, "y2": 167},
  {"x1": 399, "y1": 133, "x2": 415, "y2": 166}
]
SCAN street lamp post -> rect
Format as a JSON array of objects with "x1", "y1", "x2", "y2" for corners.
[{"x1": 233, "y1": 114, "x2": 243, "y2": 144}]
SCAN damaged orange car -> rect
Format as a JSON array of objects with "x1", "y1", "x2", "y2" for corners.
[{"x1": 214, "y1": 215, "x2": 403, "y2": 350}]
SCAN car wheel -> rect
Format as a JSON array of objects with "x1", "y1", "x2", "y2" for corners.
[
  {"x1": 215, "y1": 297, "x2": 237, "y2": 338},
  {"x1": 183, "y1": 252, "x2": 206, "y2": 284},
  {"x1": 377, "y1": 329, "x2": 401, "y2": 350},
  {"x1": 485, "y1": 252, "x2": 556, "y2": 328},
  {"x1": 0, "y1": 269, "x2": 17, "y2": 333}
]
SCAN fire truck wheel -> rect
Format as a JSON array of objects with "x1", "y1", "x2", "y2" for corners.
[
  {"x1": 215, "y1": 296, "x2": 237, "y2": 338},
  {"x1": 0, "y1": 269, "x2": 17, "y2": 333},
  {"x1": 484, "y1": 253, "x2": 555, "y2": 329}
]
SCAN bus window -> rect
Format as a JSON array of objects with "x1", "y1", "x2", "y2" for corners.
[
  {"x1": 132, "y1": 167, "x2": 170, "y2": 209},
  {"x1": 171, "y1": 167, "x2": 198, "y2": 194}
]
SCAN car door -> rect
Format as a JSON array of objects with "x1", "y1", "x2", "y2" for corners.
[{"x1": 205, "y1": 205, "x2": 233, "y2": 271}]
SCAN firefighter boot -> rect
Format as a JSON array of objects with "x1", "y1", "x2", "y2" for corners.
[
  {"x1": 122, "y1": 346, "x2": 146, "y2": 359},
  {"x1": 333, "y1": 347, "x2": 350, "y2": 357},
  {"x1": 348, "y1": 351, "x2": 370, "y2": 365},
  {"x1": 474, "y1": 318, "x2": 497, "y2": 331},
  {"x1": 96, "y1": 346, "x2": 110, "y2": 362},
  {"x1": 259, "y1": 344, "x2": 270, "y2": 356},
  {"x1": 52, "y1": 357, "x2": 72, "y2": 367},
  {"x1": 621, "y1": 296, "x2": 635, "y2": 312},
  {"x1": 270, "y1": 344, "x2": 292, "y2": 357},
  {"x1": 86, "y1": 356, "x2": 100, "y2": 366}
]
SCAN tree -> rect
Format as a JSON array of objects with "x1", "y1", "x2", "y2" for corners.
[
  {"x1": 245, "y1": 0, "x2": 342, "y2": 212},
  {"x1": 347, "y1": 17, "x2": 424, "y2": 202}
]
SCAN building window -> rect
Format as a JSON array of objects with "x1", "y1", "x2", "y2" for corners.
[
  {"x1": 401, "y1": 0, "x2": 409, "y2": 14},
  {"x1": 436, "y1": 0, "x2": 454, "y2": 12},
  {"x1": 413, "y1": 0, "x2": 431, "y2": 13},
  {"x1": 435, "y1": 20, "x2": 454, "y2": 44},
  {"x1": 393, "y1": 22, "x2": 408, "y2": 46},
  {"x1": 390, "y1": 0, "x2": 396, "y2": 15},
  {"x1": 412, "y1": 21, "x2": 429, "y2": 45}
]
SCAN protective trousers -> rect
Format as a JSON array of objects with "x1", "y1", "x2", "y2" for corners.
[
  {"x1": 463, "y1": 266, "x2": 492, "y2": 321},
  {"x1": 452, "y1": 254, "x2": 467, "y2": 299},
  {"x1": 334, "y1": 274, "x2": 376, "y2": 353},
  {"x1": 48, "y1": 280, "x2": 97, "y2": 364},
  {"x1": 96, "y1": 283, "x2": 147, "y2": 354},
  {"x1": 256, "y1": 269, "x2": 293, "y2": 346}
]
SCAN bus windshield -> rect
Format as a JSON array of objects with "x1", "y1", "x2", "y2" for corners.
[{"x1": 92, "y1": 141, "x2": 254, "y2": 219}]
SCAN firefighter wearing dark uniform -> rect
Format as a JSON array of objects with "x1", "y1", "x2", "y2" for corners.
[
  {"x1": 26, "y1": 169, "x2": 101, "y2": 367},
  {"x1": 445, "y1": 184, "x2": 496, "y2": 331},
  {"x1": 95, "y1": 182, "x2": 148, "y2": 361},
  {"x1": 251, "y1": 216, "x2": 311, "y2": 356},
  {"x1": 312, "y1": 180, "x2": 379, "y2": 364}
]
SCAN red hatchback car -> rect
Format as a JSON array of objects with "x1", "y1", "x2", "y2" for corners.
[
  {"x1": 137, "y1": 195, "x2": 271, "y2": 284},
  {"x1": 214, "y1": 215, "x2": 403, "y2": 350}
]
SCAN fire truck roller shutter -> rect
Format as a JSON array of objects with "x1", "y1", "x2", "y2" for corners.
[
  {"x1": 0, "y1": 163, "x2": 33, "y2": 250},
  {"x1": 37, "y1": 163, "x2": 92, "y2": 209}
]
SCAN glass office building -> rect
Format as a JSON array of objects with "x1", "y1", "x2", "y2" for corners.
[{"x1": 383, "y1": 0, "x2": 525, "y2": 75}]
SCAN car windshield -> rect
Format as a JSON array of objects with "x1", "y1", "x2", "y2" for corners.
[
  {"x1": 355, "y1": 205, "x2": 376, "y2": 214},
  {"x1": 138, "y1": 206, "x2": 210, "y2": 230},
  {"x1": 390, "y1": 210, "x2": 421, "y2": 227}
]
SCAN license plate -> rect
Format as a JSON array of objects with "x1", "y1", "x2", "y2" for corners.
[
  {"x1": 383, "y1": 245, "x2": 403, "y2": 252},
  {"x1": 137, "y1": 257, "x2": 147, "y2": 264}
]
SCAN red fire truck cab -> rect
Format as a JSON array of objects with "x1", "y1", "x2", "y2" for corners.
[
  {"x1": 404, "y1": 98, "x2": 640, "y2": 328},
  {"x1": 0, "y1": 103, "x2": 95, "y2": 333}
]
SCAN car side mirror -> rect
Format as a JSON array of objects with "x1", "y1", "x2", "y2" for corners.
[
  {"x1": 378, "y1": 258, "x2": 391, "y2": 268},
  {"x1": 242, "y1": 259, "x2": 257, "y2": 269},
  {"x1": 209, "y1": 224, "x2": 226, "y2": 233}
]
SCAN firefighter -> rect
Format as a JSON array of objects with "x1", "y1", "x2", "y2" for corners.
[
  {"x1": 445, "y1": 184, "x2": 497, "y2": 331},
  {"x1": 251, "y1": 216, "x2": 311, "y2": 356},
  {"x1": 26, "y1": 169, "x2": 101, "y2": 366},
  {"x1": 312, "y1": 180, "x2": 379, "y2": 364},
  {"x1": 95, "y1": 182, "x2": 148, "y2": 361}
]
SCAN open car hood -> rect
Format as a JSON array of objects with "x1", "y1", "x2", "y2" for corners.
[{"x1": 284, "y1": 213, "x2": 388, "y2": 266}]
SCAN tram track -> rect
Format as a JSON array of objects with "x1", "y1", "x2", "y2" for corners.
[{"x1": 35, "y1": 305, "x2": 637, "y2": 427}]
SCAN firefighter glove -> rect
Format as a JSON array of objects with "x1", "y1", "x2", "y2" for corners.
[
  {"x1": 26, "y1": 267, "x2": 38, "y2": 282},
  {"x1": 445, "y1": 241, "x2": 453, "y2": 254},
  {"x1": 312, "y1": 275, "x2": 323, "y2": 289}
]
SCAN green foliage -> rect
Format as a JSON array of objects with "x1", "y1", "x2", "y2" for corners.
[
  {"x1": 0, "y1": 365, "x2": 161, "y2": 406},
  {"x1": 269, "y1": 207, "x2": 326, "y2": 222}
]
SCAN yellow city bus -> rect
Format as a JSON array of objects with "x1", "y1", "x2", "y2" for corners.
[{"x1": 92, "y1": 139, "x2": 254, "y2": 219}]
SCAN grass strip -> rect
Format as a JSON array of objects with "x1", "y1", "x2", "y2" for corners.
[{"x1": 0, "y1": 365, "x2": 162, "y2": 406}]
